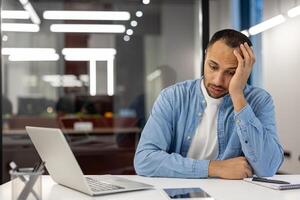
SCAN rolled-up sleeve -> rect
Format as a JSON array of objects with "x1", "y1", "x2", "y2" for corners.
[{"x1": 234, "y1": 94, "x2": 284, "y2": 177}]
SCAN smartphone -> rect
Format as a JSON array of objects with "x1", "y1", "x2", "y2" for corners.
[{"x1": 162, "y1": 188, "x2": 214, "y2": 200}]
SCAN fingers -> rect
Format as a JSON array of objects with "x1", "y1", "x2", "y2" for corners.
[
  {"x1": 244, "y1": 42, "x2": 256, "y2": 64},
  {"x1": 241, "y1": 157, "x2": 253, "y2": 178},
  {"x1": 244, "y1": 165, "x2": 253, "y2": 178},
  {"x1": 234, "y1": 43, "x2": 256, "y2": 69},
  {"x1": 236, "y1": 157, "x2": 253, "y2": 178},
  {"x1": 240, "y1": 43, "x2": 255, "y2": 66},
  {"x1": 233, "y1": 49, "x2": 244, "y2": 67}
]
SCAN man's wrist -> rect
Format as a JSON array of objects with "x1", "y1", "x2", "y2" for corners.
[
  {"x1": 230, "y1": 92, "x2": 247, "y2": 112},
  {"x1": 208, "y1": 160, "x2": 221, "y2": 177}
]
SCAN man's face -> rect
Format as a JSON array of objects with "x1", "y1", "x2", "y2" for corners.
[{"x1": 203, "y1": 40, "x2": 238, "y2": 99}]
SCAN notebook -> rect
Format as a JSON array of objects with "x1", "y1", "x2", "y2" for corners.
[{"x1": 244, "y1": 175, "x2": 300, "y2": 190}]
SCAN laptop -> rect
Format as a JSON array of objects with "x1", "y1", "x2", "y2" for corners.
[{"x1": 26, "y1": 126, "x2": 153, "y2": 196}]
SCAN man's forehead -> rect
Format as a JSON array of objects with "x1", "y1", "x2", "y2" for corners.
[{"x1": 206, "y1": 41, "x2": 238, "y2": 67}]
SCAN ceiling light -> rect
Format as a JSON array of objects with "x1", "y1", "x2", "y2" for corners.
[
  {"x1": 126, "y1": 29, "x2": 133, "y2": 35},
  {"x1": 62, "y1": 48, "x2": 116, "y2": 56},
  {"x1": 18, "y1": 0, "x2": 29, "y2": 5},
  {"x1": 142, "y1": 0, "x2": 150, "y2": 5},
  {"x1": 147, "y1": 69, "x2": 161, "y2": 81},
  {"x1": 136, "y1": 11, "x2": 143, "y2": 17},
  {"x1": 2, "y1": 35, "x2": 8, "y2": 42},
  {"x1": 1, "y1": 23, "x2": 39, "y2": 32},
  {"x1": 241, "y1": 30, "x2": 249, "y2": 37},
  {"x1": 123, "y1": 35, "x2": 130, "y2": 42},
  {"x1": 8, "y1": 54, "x2": 59, "y2": 61},
  {"x1": 130, "y1": 20, "x2": 138, "y2": 27},
  {"x1": 1, "y1": 10, "x2": 30, "y2": 19},
  {"x1": 2, "y1": 48, "x2": 59, "y2": 61},
  {"x1": 2, "y1": 48, "x2": 56, "y2": 55},
  {"x1": 24, "y1": 3, "x2": 41, "y2": 24},
  {"x1": 89, "y1": 61, "x2": 97, "y2": 96},
  {"x1": 248, "y1": 15, "x2": 285, "y2": 35},
  {"x1": 62, "y1": 48, "x2": 116, "y2": 61},
  {"x1": 43, "y1": 10, "x2": 130, "y2": 21},
  {"x1": 288, "y1": 5, "x2": 300, "y2": 18},
  {"x1": 64, "y1": 55, "x2": 114, "y2": 61},
  {"x1": 107, "y1": 58, "x2": 114, "y2": 96},
  {"x1": 50, "y1": 24, "x2": 126, "y2": 33}
]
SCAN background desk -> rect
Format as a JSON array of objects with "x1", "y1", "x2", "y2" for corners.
[{"x1": 1, "y1": 175, "x2": 300, "y2": 200}]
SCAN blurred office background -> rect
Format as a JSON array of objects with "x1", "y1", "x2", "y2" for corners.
[{"x1": 1, "y1": 0, "x2": 300, "y2": 183}]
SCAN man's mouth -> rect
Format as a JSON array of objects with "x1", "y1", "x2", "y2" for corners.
[{"x1": 208, "y1": 85, "x2": 225, "y2": 96}]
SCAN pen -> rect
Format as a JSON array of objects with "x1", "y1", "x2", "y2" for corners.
[{"x1": 252, "y1": 177, "x2": 290, "y2": 184}]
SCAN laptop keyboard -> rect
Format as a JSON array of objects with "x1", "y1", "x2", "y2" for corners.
[{"x1": 86, "y1": 177, "x2": 124, "y2": 192}]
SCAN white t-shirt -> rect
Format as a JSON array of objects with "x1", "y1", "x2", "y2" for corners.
[{"x1": 187, "y1": 80, "x2": 223, "y2": 160}]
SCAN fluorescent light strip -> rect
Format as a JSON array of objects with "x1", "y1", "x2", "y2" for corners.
[
  {"x1": 63, "y1": 48, "x2": 116, "y2": 61},
  {"x1": 1, "y1": 10, "x2": 30, "y2": 19},
  {"x1": 62, "y1": 48, "x2": 116, "y2": 56},
  {"x1": 43, "y1": 11, "x2": 130, "y2": 21},
  {"x1": 43, "y1": 75, "x2": 83, "y2": 87},
  {"x1": 50, "y1": 24, "x2": 125, "y2": 33},
  {"x1": 107, "y1": 58, "x2": 114, "y2": 96},
  {"x1": 147, "y1": 69, "x2": 162, "y2": 81},
  {"x1": 65, "y1": 55, "x2": 114, "y2": 61},
  {"x1": 24, "y1": 3, "x2": 41, "y2": 24},
  {"x1": 143, "y1": 0, "x2": 150, "y2": 5},
  {"x1": 241, "y1": 30, "x2": 249, "y2": 37},
  {"x1": 89, "y1": 60, "x2": 97, "y2": 96},
  {"x1": 1, "y1": 23, "x2": 39, "y2": 32},
  {"x1": 249, "y1": 15, "x2": 286, "y2": 35},
  {"x1": 19, "y1": 0, "x2": 29, "y2": 5},
  {"x1": 8, "y1": 53, "x2": 59, "y2": 61},
  {"x1": 288, "y1": 5, "x2": 300, "y2": 18},
  {"x1": 2, "y1": 48, "x2": 56, "y2": 55}
]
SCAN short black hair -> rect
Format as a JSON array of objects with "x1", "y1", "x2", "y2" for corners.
[{"x1": 207, "y1": 29, "x2": 252, "y2": 49}]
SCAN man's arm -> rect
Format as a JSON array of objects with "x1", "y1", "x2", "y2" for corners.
[
  {"x1": 225, "y1": 42, "x2": 283, "y2": 177},
  {"x1": 233, "y1": 96, "x2": 284, "y2": 176},
  {"x1": 134, "y1": 89, "x2": 210, "y2": 178}
]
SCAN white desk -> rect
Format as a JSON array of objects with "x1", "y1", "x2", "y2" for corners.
[{"x1": 1, "y1": 175, "x2": 300, "y2": 200}]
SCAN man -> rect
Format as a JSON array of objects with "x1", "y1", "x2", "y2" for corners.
[{"x1": 134, "y1": 29, "x2": 283, "y2": 179}]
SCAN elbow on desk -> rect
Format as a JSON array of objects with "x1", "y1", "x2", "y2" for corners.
[
  {"x1": 133, "y1": 159, "x2": 152, "y2": 177},
  {"x1": 254, "y1": 154, "x2": 284, "y2": 177},
  {"x1": 133, "y1": 152, "x2": 158, "y2": 177}
]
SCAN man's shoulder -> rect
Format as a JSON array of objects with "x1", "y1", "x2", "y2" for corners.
[
  {"x1": 162, "y1": 79, "x2": 200, "y2": 95},
  {"x1": 245, "y1": 84, "x2": 272, "y2": 101}
]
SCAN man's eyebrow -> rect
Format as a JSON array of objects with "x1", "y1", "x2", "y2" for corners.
[
  {"x1": 208, "y1": 60, "x2": 219, "y2": 65},
  {"x1": 226, "y1": 67, "x2": 237, "y2": 70}
]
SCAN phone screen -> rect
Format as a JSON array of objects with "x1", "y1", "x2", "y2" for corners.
[{"x1": 163, "y1": 188, "x2": 212, "y2": 199}]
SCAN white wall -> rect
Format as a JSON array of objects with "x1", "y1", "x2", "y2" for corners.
[
  {"x1": 144, "y1": 1, "x2": 198, "y2": 114},
  {"x1": 262, "y1": 0, "x2": 300, "y2": 173},
  {"x1": 209, "y1": 0, "x2": 234, "y2": 36}
]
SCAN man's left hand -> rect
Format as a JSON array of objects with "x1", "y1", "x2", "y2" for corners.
[{"x1": 229, "y1": 42, "x2": 255, "y2": 111}]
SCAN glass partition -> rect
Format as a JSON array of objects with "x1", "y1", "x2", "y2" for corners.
[{"x1": 1, "y1": 0, "x2": 202, "y2": 182}]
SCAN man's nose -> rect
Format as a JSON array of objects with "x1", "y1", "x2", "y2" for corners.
[{"x1": 213, "y1": 72, "x2": 224, "y2": 86}]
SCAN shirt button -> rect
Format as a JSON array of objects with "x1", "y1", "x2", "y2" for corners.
[
  {"x1": 202, "y1": 100, "x2": 206, "y2": 104},
  {"x1": 198, "y1": 112, "x2": 202, "y2": 117},
  {"x1": 187, "y1": 136, "x2": 191, "y2": 140},
  {"x1": 245, "y1": 140, "x2": 248, "y2": 144},
  {"x1": 236, "y1": 119, "x2": 241, "y2": 124}
]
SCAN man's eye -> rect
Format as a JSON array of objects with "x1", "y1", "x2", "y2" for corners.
[
  {"x1": 209, "y1": 65, "x2": 217, "y2": 70},
  {"x1": 227, "y1": 71, "x2": 236, "y2": 76}
]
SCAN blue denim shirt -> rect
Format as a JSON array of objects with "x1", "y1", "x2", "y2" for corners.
[{"x1": 134, "y1": 78, "x2": 284, "y2": 178}]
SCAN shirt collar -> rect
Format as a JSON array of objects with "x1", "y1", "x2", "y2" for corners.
[{"x1": 200, "y1": 79, "x2": 223, "y2": 105}]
